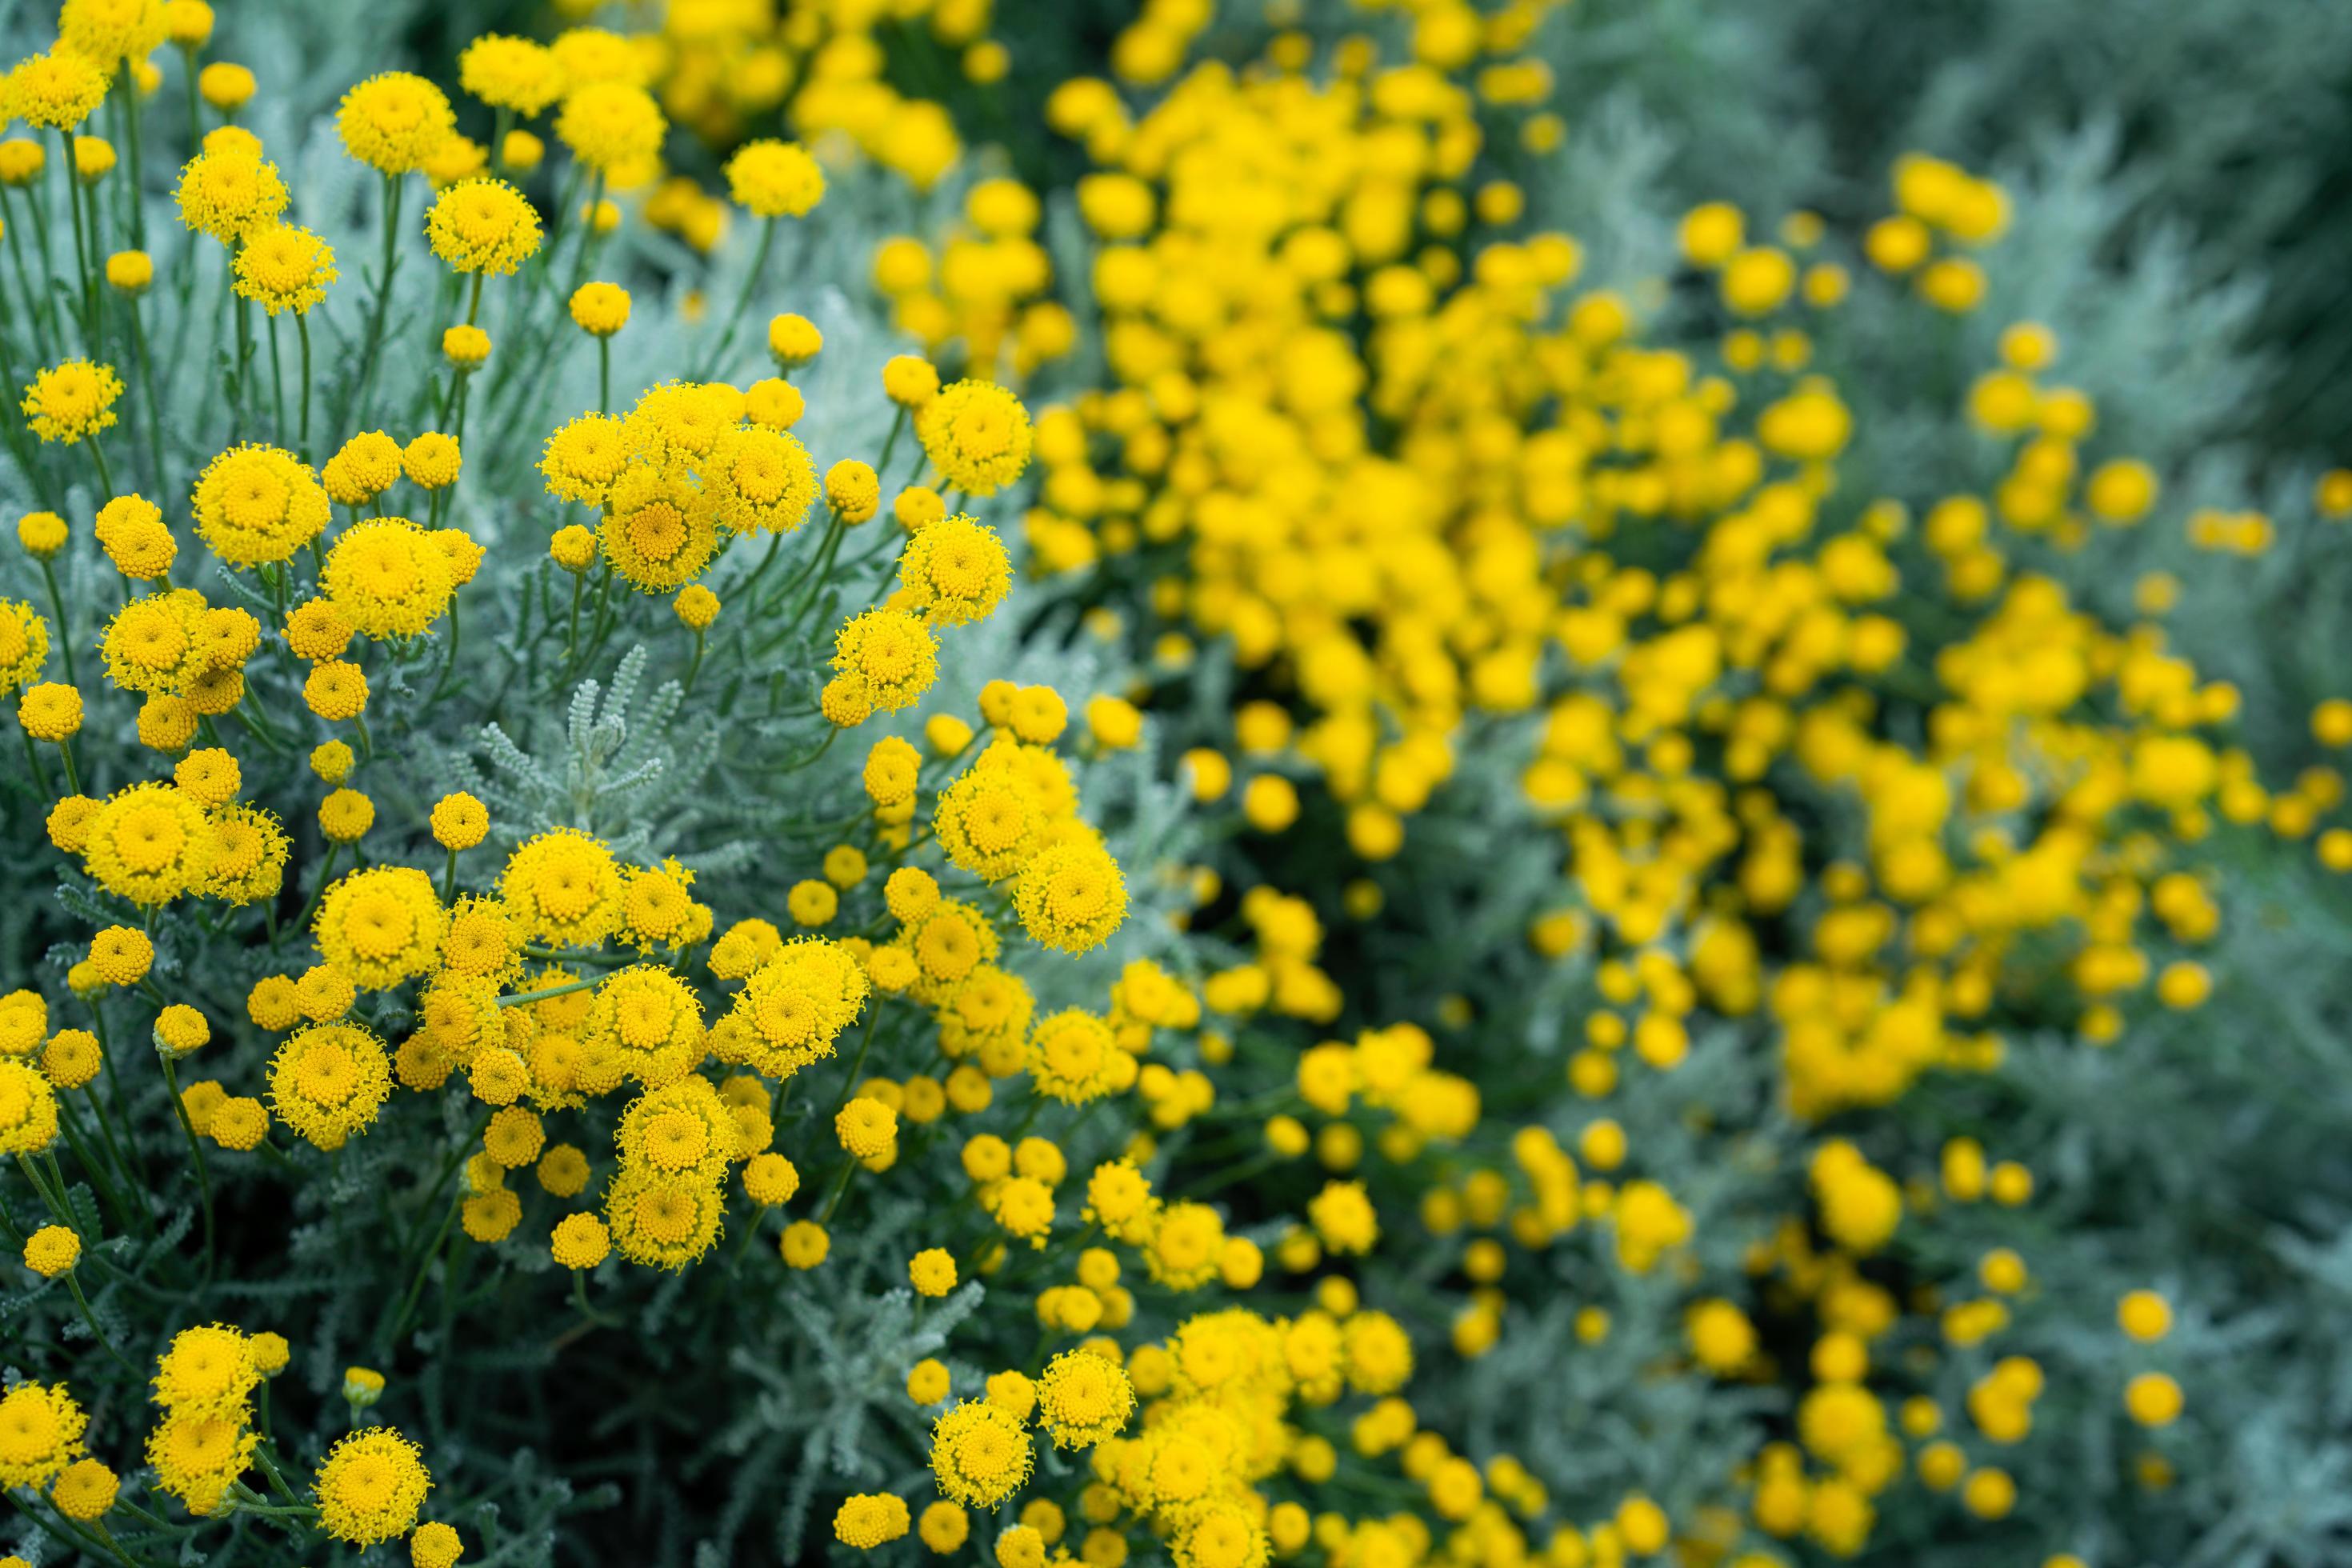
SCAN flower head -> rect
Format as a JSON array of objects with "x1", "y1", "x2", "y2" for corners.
[
  {"x1": 22, "y1": 359, "x2": 122, "y2": 443},
  {"x1": 174, "y1": 146, "x2": 287, "y2": 243},
  {"x1": 313, "y1": 1426, "x2": 431, "y2": 1546},
  {"x1": 929, "y1": 1400, "x2": 1032, "y2": 1507},
  {"x1": 268, "y1": 1022, "x2": 392, "y2": 1150},
  {"x1": 426, "y1": 178, "x2": 542, "y2": 275},
  {"x1": 0, "y1": 1381, "x2": 86, "y2": 1489},
  {"x1": 233, "y1": 224, "x2": 337, "y2": 314},
  {"x1": 338, "y1": 73, "x2": 455, "y2": 174},
  {"x1": 917, "y1": 381, "x2": 1033, "y2": 497},
  {"x1": 322, "y1": 518, "x2": 458, "y2": 638},
  {"x1": 8, "y1": 51, "x2": 108, "y2": 130},
  {"x1": 458, "y1": 34, "x2": 565, "y2": 116},
  {"x1": 725, "y1": 139, "x2": 825, "y2": 218},
  {"x1": 193, "y1": 444, "x2": 331, "y2": 565}
]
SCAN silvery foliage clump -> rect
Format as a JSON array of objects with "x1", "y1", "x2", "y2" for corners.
[{"x1": 0, "y1": 6, "x2": 1219, "y2": 1564}]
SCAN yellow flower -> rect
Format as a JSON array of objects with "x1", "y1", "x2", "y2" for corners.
[
  {"x1": 1026, "y1": 1010, "x2": 1124, "y2": 1103},
  {"x1": 834, "y1": 1493, "x2": 910, "y2": 1549},
  {"x1": 1013, "y1": 840, "x2": 1127, "y2": 954},
  {"x1": 338, "y1": 73, "x2": 456, "y2": 174},
  {"x1": 82, "y1": 780, "x2": 217, "y2": 906},
  {"x1": 313, "y1": 1426, "x2": 431, "y2": 1546},
  {"x1": 1036, "y1": 1350, "x2": 1134, "y2": 1449},
  {"x1": 458, "y1": 34, "x2": 565, "y2": 117},
  {"x1": 22, "y1": 358, "x2": 123, "y2": 443},
  {"x1": 22, "y1": 1223, "x2": 78, "y2": 1278},
  {"x1": 322, "y1": 518, "x2": 458, "y2": 638},
  {"x1": 150, "y1": 1322, "x2": 258, "y2": 1414},
  {"x1": 232, "y1": 224, "x2": 337, "y2": 314},
  {"x1": 314, "y1": 866, "x2": 446, "y2": 990},
  {"x1": 767, "y1": 312, "x2": 822, "y2": 366},
  {"x1": 916, "y1": 381, "x2": 1033, "y2": 497},
  {"x1": 0, "y1": 1058, "x2": 60, "y2": 1154},
  {"x1": 538, "y1": 412, "x2": 634, "y2": 506},
  {"x1": 929, "y1": 1399, "x2": 1032, "y2": 1508},
  {"x1": 898, "y1": 514, "x2": 1011, "y2": 626},
  {"x1": 599, "y1": 464, "x2": 718, "y2": 592},
  {"x1": 322, "y1": 430, "x2": 403, "y2": 506},
  {"x1": 192, "y1": 443, "x2": 331, "y2": 566},
  {"x1": 502, "y1": 826, "x2": 622, "y2": 948},
  {"x1": 7, "y1": 50, "x2": 108, "y2": 130},
  {"x1": 554, "y1": 80, "x2": 665, "y2": 175},
  {"x1": 726, "y1": 139, "x2": 825, "y2": 219},
  {"x1": 0, "y1": 1382, "x2": 85, "y2": 1490},
  {"x1": 426, "y1": 178, "x2": 542, "y2": 275},
  {"x1": 60, "y1": 0, "x2": 170, "y2": 63},
  {"x1": 267, "y1": 1022, "x2": 392, "y2": 1150},
  {"x1": 0, "y1": 602, "x2": 50, "y2": 694},
  {"x1": 205, "y1": 802, "x2": 289, "y2": 906},
  {"x1": 832, "y1": 609, "x2": 938, "y2": 715},
  {"x1": 604, "y1": 1164, "x2": 724, "y2": 1270},
  {"x1": 174, "y1": 146, "x2": 286, "y2": 243},
  {"x1": 706, "y1": 426, "x2": 817, "y2": 537},
  {"x1": 550, "y1": 1211, "x2": 610, "y2": 1270},
  {"x1": 570, "y1": 281, "x2": 631, "y2": 337},
  {"x1": 50, "y1": 1455, "x2": 118, "y2": 1520}
]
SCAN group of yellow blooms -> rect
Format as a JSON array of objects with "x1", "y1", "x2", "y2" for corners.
[{"x1": 0, "y1": 1, "x2": 2330, "y2": 1567}]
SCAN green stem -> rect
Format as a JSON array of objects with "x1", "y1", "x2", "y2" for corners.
[
  {"x1": 66, "y1": 1270, "x2": 138, "y2": 1372},
  {"x1": 294, "y1": 310, "x2": 312, "y2": 454},
  {"x1": 695, "y1": 216, "x2": 778, "y2": 380},
  {"x1": 155, "y1": 1048, "x2": 217, "y2": 1285}
]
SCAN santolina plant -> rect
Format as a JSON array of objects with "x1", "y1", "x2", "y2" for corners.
[{"x1": 2, "y1": 2, "x2": 2348, "y2": 1568}]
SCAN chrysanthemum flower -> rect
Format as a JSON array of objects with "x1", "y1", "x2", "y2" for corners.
[
  {"x1": 146, "y1": 1409, "x2": 257, "y2": 1516},
  {"x1": 82, "y1": 780, "x2": 217, "y2": 906},
  {"x1": 312, "y1": 1426, "x2": 431, "y2": 1546},
  {"x1": 0, "y1": 1057, "x2": 60, "y2": 1154},
  {"x1": 1026, "y1": 1010, "x2": 1125, "y2": 1103},
  {"x1": 267, "y1": 1022, "x2": 393, "y2": 1150},
  {"x1": 321, "y1": 430, "x2": 403, "y2": 506},
  {"x1": 502, "y1": 826, "x2": 623, "y2": 949},
  {"x1": 599, "y1": 464, "x2": 719, "y2": 592},
  {"x1": 916, "y1": 380, "x2": 1034, "y2": 496},
  {"x1": 6, "y1": 50, "x2": 109, "y2": 130},
  {"x1": 232, "y1": 223, "x2": 337, "y2": 314},
  {"x1": 1036, "y1": 1350, "x2": 1135, "y2": 1449},
  {"x1": 834, "y1": 1493, "x2": 909, "y2": 1549},
  {"x1": 586, "y1": 965, "x2": 704, "y2": 1089},
  {"x1": 1013, "y1": 839, "x2": 1129, "y2": 954},
  {"x1": 173, "y1": 146, "x2": 287, "y2": 244},
  {"x1": 538, "y1": 413, "x2": 634, "y2": 506},
  {"x1": 22, "y1": 358, "x2": 123, "y2": 443},
  {"x1": 0, "y1": 600, "x2": 50, "y2": 694},
  {"x1": 569, "y1": 281, "x2": 630, "y2": 336},
  {"x1": 457, "y1": 33, "x2": 565, "y2": 116},
  {"x1": 313, "y1": 866, "x2": 447, "y2": 990},
  {"x1": 50, "y1": 1455, "x2": 118, "y2": 1520},
  {"x1": 725, "y1": 138, "x2": 825, "y2": 218},
  {"x1": 897, "y1": 514, "x2": 1011, "y2": 625},
  {"x1": 337, "y1": 72, "x2": 455, "y2": 174},
  {"x1": 322, "y1": 518, "x2": 458, "y2": 638},
  {"x1": 426, "y1": 178, "x2": 542, "y2": 275},
  {"x1": 191, "y1": 443, "x2": 331, "y2": 566},
  {"x1": 0, "y1": 1382, "x2": 86, "y2": 1490},
  {"x1": 150, "y1": 1323, "x2": 258, "y2": 1415},
  {"x1": 603, "y1": 1164, "x2": 723, "y2": 1270},
  {"x1": 706, "y1": 426, "x2": 818, "y2": 536},
  {"x1": 832, "y1": 609, "x2": 938, "y2": 714},
  {"x1": 60, "y1": 0, "x2": 170, "y2": 64},
  {"x1": 729, "y1": 938, "x2": 870, "y2": 1078},
  {"x1": 554, "y1": 80, "x2": 665, "y2": 175},
  {"x1": 205, "y1": 803, "x2": 289, "y2": 906},
  {"x1": 929, "y1": 1400, "x2": 1032, "y2": 1507}
]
